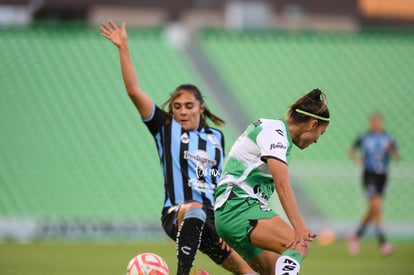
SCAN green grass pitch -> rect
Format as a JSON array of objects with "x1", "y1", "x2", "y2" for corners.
[{"x1": 0, "y1": 241, "x2": 412, "y2": 274}]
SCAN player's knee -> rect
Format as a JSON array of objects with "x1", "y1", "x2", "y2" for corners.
[
  {"x1": 181, "y1": 202, "x2": 203, "y2": 212},
  {"x1": 184, "y1": 207, "x2": 206, "y2": 222},
  {"x1": 180, "y1": 202, "x2": 203, "y2": 213}
]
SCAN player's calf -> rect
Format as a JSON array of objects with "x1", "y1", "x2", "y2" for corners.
[{"x1": 274, "y1": 242, "x2": 309, "y2": 275}]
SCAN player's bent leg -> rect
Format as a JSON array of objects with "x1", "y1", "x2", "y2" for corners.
[
  {"x1": 349, "y1": 196, "x2": 375, "y2": 256},
  {"x1": 177, "y1": 202, "x2": 203, "y2": 226},
  {"x1": 246, "y1": 250, "x2": 279, "y2": 275},
  {"x1": 249, "y1": 216, "x2": 295, "y2": 255},
  {"x1": 371, "y1": 194, "x2": 382, "y2": 225},
  {"x1": 198, "y1": 214, "x2": 258, "y2": 275},
  {"x1": 354, "y1": 193, "x2": 376, "y2": 239},
  {"x1": 176, "y1": 202, "x2": 206, "y2": 275},
  {"x1": 221, "y1": 249, "x2": 259, "y2": 275},
  {"x1": 246, "y1": 248, "x2": 306, "y2": 275},
  {"x1": 371, "y1": 194, "x2": 393, "y2": 255},
  {"x1": 249, "y1": 216, "x2": 309, "y2": 275},
  {"x1": 274, "y1": 248, "x2": 305, "y2": 275}
]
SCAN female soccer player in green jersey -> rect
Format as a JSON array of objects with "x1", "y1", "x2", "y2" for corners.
[{"x1": 214, "y1": 89, "x2": 330, "y2": 275}]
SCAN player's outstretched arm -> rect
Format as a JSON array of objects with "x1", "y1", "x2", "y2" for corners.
[
  {"x1": 349, "y1": 137, "x2": 362, "y2": 164},
  {"x1": 388, "y1": 140, "x2": 401, "y2": 161},
  {"x1": 348, "y1": 146, "x2": 361, "y2": 164},
  {"x1": 267, "y1": 158, "x2": 316, "y2": 252},
  {"x1": 100, "y1": 20, "x2": 154, "y2": 119}
]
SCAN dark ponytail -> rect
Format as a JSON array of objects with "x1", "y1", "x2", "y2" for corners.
[
  {"x1": 202, "y1": 107, "x2": 225, "y2": 127},
  {"x1": 288, "y1": 88, "x2": 330, "y2": 125},
  {"x1": 161, "y1": 84, "x2": 225, "y2": 127}
]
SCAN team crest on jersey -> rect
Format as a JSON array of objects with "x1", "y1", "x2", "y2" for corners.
[
  {"x1": 207, "y1": 134, "x2": 219, "y2": 147},
  {"x1": 180, "y1": 132, "x2": 189, "y2": 144}
]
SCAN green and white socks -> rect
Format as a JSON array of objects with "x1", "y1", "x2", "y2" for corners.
[{"x1": 274, "y1": 250, "x2": 303, "y2": 275}]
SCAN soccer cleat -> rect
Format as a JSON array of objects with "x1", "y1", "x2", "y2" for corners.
[
  {"x1": 192, "y1": 268, "x2": 209, "y2": 275},
  {"x1": 348, "y1": 235, "x2": 360, "y2": 256},
  {"x1": 380, "y1": 243, "x2": 394, "y2": 256}
]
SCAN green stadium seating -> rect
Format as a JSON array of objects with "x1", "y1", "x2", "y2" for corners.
[{"x1": 1, "y1": 24, "x2": 413, "y2": 237}]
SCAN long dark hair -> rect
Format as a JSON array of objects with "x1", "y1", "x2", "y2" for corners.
[
  {"x1": 288, "y1": 88, "x2": 330, "y2": 125},
  {"x1": 161, "y1": 84, "x2": 225, "y2": 127}
]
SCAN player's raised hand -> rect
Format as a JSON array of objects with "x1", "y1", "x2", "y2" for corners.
[{"x1": 100, "y1": 20, "x2": 127, "y2": 48}]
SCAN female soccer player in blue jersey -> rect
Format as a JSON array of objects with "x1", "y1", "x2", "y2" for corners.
[
  {"x1": 100, "y1": 20, "x2": 256, "y2": 275},
  {"x1": 348, "y1": 112, "x2": 400, "y2": 256},
  {"x1": 214, "y1": 89, "x2": 330, "y2": 275}
]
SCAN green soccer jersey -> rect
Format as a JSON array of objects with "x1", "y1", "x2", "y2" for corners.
[{"x1": 215, "y1": 119, "x2": 293, "y2": 209}]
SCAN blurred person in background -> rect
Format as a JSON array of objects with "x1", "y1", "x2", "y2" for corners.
[
  {"x1": 348, "y1": 112, "x2": 400, "y2": 256},
  {"x1": 100, "y1": 20, "x2": 256, "y2": 275}
]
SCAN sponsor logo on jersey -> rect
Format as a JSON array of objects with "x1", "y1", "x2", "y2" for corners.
[
  {"x1": 270, "y1": 142, "x2": 287, "y2": 150},
  {"x1": 184, "y1": 150, "x2": 217, "y2": 169},
  {"x1": 196, "y1": 166, "x2": 220, "y2": 178},
  {"x1": 187, "y1": 178, "x2": 216, "y2": 194},
  {"x1": 184, "y1": 150, "x2": 218, "y2": 194}
]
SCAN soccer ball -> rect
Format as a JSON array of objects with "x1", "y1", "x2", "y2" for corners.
[
  {"x1": 126, "y1": 252, "x2": 169, "y2": 275},
  {"x1": 317, "y1": 229, "x2": 335, "y2": 246}
]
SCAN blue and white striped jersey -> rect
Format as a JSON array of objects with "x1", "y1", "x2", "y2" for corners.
[
  {"x1": 353, "y1": 132, "x2": 398, "y2": 174},
  {"x1": 143, "y1": 104, "x2": 225, "y2": 209}
]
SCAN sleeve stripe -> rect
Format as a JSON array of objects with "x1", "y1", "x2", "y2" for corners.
[
  {"x1": 142, "y1": 103, "x2": 156, "y2": 122},
  {"x1": 260, "y1": 155, "x2": 287, "y2": 165}
]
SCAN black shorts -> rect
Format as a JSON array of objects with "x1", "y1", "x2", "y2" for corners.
[
  {"x1": 363, "y1": 170, "x2": 387, "y2": 197},
  {"x1": 161, "y1": 204, "x2": 231, "y2": 265}
]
